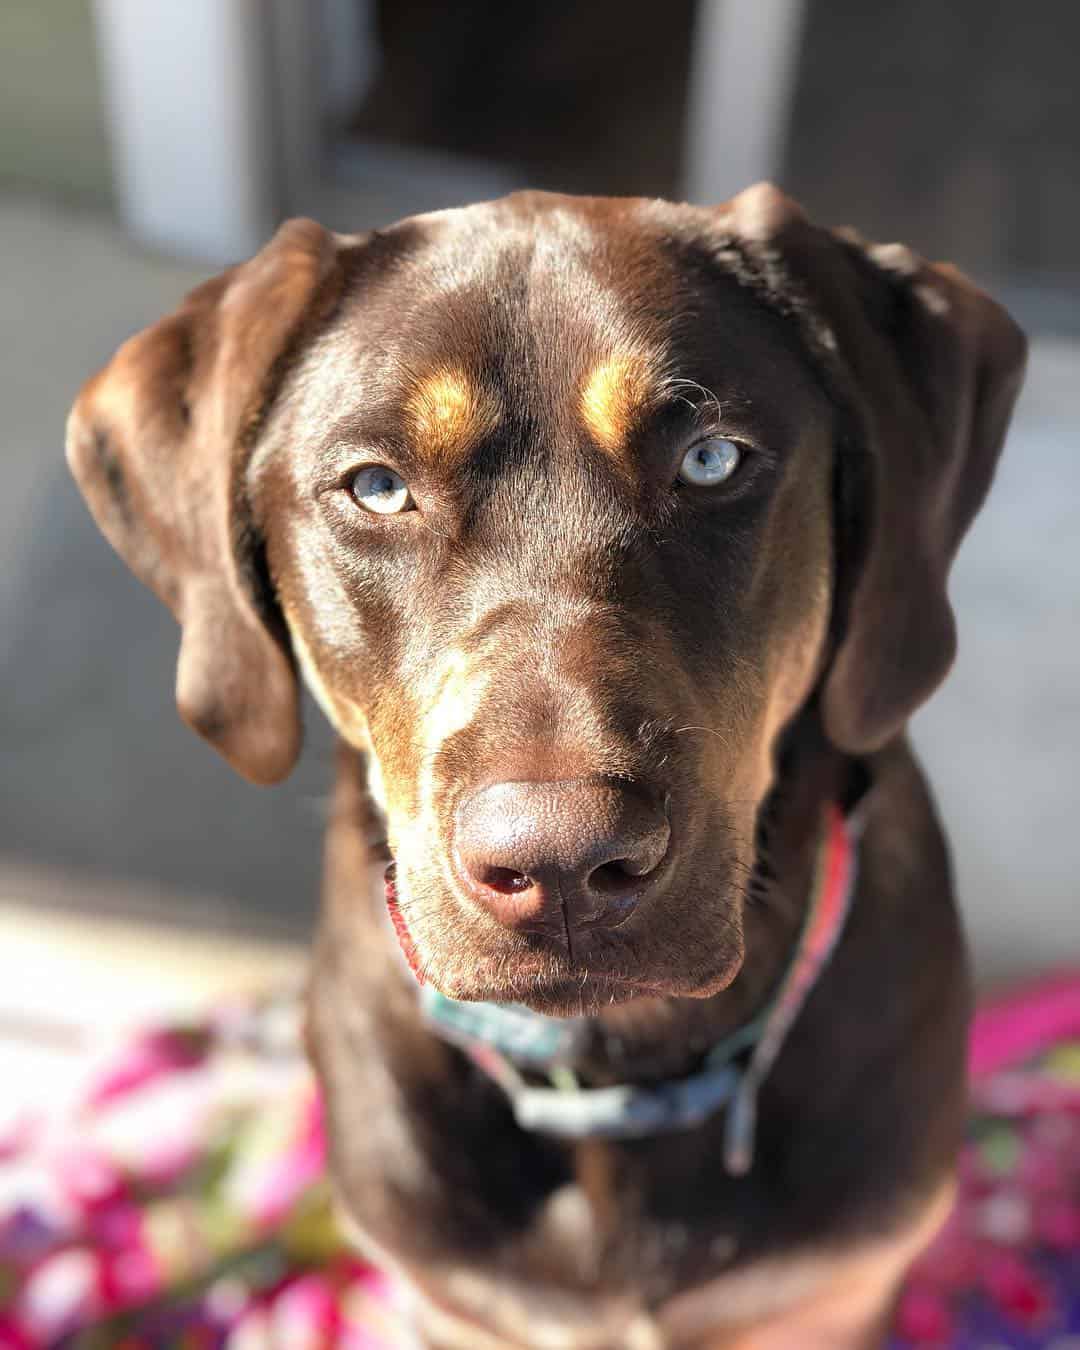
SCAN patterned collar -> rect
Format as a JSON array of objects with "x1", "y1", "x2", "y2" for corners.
[{"x1": 389, "y1": 803, "x2": 858, "y2": 1175}]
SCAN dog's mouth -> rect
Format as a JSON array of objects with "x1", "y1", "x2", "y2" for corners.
[
  {"x1": 383, "y1": 860, "x2": 744, "y2": 1014},
  {"x1": 384, "y1": 862, "x2": 426, "y2": 983}
]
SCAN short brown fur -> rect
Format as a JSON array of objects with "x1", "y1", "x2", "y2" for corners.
[{"x1": 67, "y1": 185, "x2": 1026, "y2": 1348}]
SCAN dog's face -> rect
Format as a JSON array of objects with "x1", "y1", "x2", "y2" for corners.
[
  {"x1": 257, "y1": 197, "x2": 834, "y2": 1007},
  {"x1": 67, "y1": 187, "x2": 1025, "y2": 1014}
]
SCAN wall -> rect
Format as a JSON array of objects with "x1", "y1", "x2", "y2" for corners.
[{"x1": 0, "y1": 0, "x2": 111, "y2": 204}]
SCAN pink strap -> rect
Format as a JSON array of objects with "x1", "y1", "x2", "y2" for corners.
[{"x1": 725, "y1": 804, "x2": 856, "y2": 1174}]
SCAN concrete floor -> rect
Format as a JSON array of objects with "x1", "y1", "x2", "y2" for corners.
[{"x1": 1, "y1": 193, "x2": 1077, "y2": 985}]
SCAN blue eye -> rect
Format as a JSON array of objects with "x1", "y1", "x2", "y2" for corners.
[
  {"x1": 678, "y1": 437, "x2": 743, "y2": 487},
  {"x1": 350, "y1": 465, "x2": 413, "y2": 514}
]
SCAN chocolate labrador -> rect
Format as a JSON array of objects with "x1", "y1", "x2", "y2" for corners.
[{"x1": 67, "y1": 185, "x2": 1026, "y2": 1348}]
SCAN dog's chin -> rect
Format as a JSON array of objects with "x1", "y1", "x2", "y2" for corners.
[
  {"x1": 469, "y1": 969, "x2": 743, "y2": 1019},
  {"x1": 413, "y1": 943, "x2": 745, "y2": 1018}
]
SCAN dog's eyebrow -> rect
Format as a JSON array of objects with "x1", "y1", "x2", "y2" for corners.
[
  {"x1": 579, "y1": 352, "x2": 658, "y2": 455},
  {"x1": 405, "y1": 367, "x2": 502, "y2": 466}
]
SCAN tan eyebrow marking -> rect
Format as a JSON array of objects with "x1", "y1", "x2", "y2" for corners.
[
  {"x1": 406, "y1": 367, "x2": 501, "y2": 464},
  {"x1": 580, "y1": 353, "x2": 657, "y2": 454}
]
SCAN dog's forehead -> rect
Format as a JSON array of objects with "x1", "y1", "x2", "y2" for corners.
[
  {"x1": 352, "y1": 194, "x2": 680, "y2": 365},
  {"x1": 391, "y1": 191, "x2": 675, "y2": 292},
  {"x1": 295, "y1": 193, "x2": 826, "y2": 463}
]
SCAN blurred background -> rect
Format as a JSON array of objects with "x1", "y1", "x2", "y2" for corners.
[{"x1": 1, "y1": 0, "x2": 1077, "y2": 1036}]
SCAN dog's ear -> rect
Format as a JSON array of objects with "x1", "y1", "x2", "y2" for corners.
[
  {"x1": 66, "y1": 219, "x2": 344, "y2": 783},
  {"x1": 719, "y1": 184, "x2": 1028, "y2": 752}
]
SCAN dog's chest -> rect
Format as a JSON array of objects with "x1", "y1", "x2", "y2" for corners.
[
  {"x1": 339, "y1": 1174, "x2": 723, "y2": 1348},
  {"x1": 339, "y1": 1172, "x2": 954, "y2": 1350}
]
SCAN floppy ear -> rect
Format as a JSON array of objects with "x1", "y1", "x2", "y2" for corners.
[
  {"x1": 719, "y1": 184, "x2": 1028, "y2": 752},
  {"x1": 66, "y1": 219, "x2": 344, "y2": 784}
]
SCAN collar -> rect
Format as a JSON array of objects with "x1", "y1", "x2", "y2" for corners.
[{"x1": 391, "y1": 802, "x2": 858, "y2": 1175}]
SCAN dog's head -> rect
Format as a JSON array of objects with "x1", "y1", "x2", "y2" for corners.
[{"x1": 68, "y1": 187, "x2": 1024, "y2": 1013}]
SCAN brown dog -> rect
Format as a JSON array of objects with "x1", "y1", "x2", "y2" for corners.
[{"x1": 68, "y1": 185, "x2": 1025, "y2": 1348}]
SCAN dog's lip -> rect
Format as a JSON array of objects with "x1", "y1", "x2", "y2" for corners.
[
  {"x1": 384, "y1": 872, "x2": 670, "y2": 1000},
  {"x1": 483, "y1": 894, "x2": 643, "y2": 945},
  {"x1": 384, "y1": 863, "x2": 425, "y2": 984},
  {"x1": 385, "y1": 859, "x2": 742, "y2": 1003}
]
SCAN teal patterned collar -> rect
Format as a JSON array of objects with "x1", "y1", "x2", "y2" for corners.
[{"x1": 398, "y1": 804, "x2": 857, "y2": 1175}]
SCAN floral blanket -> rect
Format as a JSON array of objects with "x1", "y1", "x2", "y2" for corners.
[{"x1": 1, "y1": 976, "x2": 1077, "y2": 1348}]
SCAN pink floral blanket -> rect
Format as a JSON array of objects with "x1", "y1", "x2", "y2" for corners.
[{"x1": 1, "y1": 976, "x2": 1077, "y2": 1348}]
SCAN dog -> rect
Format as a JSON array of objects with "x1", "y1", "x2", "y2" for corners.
[{"x1": 68, "y1": 184, "x2": 1026, "y2": 1348}]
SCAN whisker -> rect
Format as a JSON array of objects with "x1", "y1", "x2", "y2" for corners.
[{"x1": 672, "y1": 723, "x2": 734, "y2": 751}]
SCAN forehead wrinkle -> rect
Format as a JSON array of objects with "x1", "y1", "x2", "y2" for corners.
[{"x1": 404, "y1": 365, "x2": 501, "y2": 467}]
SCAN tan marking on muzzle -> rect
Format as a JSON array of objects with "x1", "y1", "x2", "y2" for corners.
[
  {"x1": 380, "y1": 648, "x2": 493, "y2": 883},
  {"x1": 421, "y1": 648, "x2": 492, "y2": 759},
  {"x1": 580, "y1": 352, "x2": 656, "y2": 454},
  {"x1": 406, "y1": 367, "x2": 501, "y2": 465}
]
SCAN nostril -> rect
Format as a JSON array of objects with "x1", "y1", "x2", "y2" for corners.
[
  {"x1": 588, "y1": 856, "x2": 655, "y2": 895},
  {"x1": 477, "y1": 865, "x2": 533, "y2": 895}
]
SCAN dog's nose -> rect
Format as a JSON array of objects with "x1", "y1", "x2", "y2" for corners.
[{"x1": 454, "y1": 779, "x2": 670, "y2": 939}]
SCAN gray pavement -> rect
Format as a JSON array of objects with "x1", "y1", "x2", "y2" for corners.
[
  {"x1": 0, "y1": 196, "x2": 333, "y2": 936},
  {"x1": 1, "y1": 194, "x2": 1077, "y2": 977}
]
